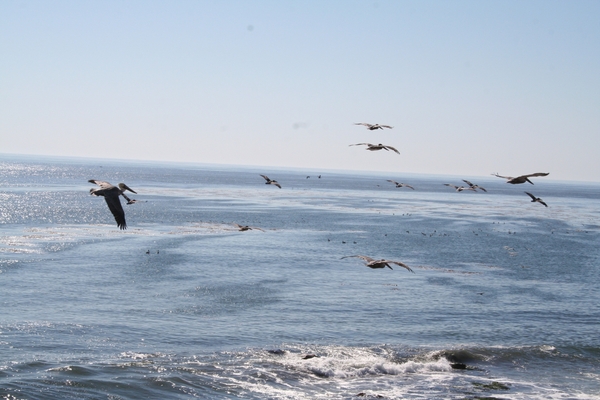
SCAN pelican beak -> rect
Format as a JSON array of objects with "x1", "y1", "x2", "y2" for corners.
[{"x1": 120, "y1": 183, "x2": 137, "y2": 194}]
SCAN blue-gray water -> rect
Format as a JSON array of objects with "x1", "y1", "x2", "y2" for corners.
[{"x1": 1, "y1": 153, "x2": 599, "y2": 399}]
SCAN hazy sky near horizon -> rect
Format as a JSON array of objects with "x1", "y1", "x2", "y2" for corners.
[{"x1": 2, "y1": 1, "x2": 599, "y2": 181}]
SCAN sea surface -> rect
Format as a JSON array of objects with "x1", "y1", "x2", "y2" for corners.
[{"x1": 1, "y1": 153, "x2": 599, "y2": 399}]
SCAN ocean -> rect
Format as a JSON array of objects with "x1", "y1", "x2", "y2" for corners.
[{"x1": 1, "y1": 153, "x2": 599, "y2": 399}]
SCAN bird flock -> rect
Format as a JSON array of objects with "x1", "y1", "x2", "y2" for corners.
[{"x1": 88, "y1": 122, "x2": 550, "y2": 272}]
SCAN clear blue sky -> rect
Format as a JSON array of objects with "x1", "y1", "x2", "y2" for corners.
[{"x1": 2, "y1": 0, "x2": 599, "y2": 181}]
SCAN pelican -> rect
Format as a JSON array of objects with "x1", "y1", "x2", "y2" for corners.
[
  {"x1": 341, "y1": 255, "x2": 414, "y2": 273},
  {"x1": 444, "y1": 184, "x2": 475, "y2": 192},
  {"x1": 260, "y1": 174, "x2": 281, "y2": 188},
  {"x1": 88, "y1": 180, "x2": 138, "y2": 230},
  {"x1": 387, "y1": 180, "x2": 414, "y2": 190},
  {"x1": 349, "y1": 143, "x2": 400, "y2": 154},
  {"x1": 525, "y1": 192, "x2": 548, "y2": 207},
  {"x1": 354, "y1": 123, "x2": 393, "y2": 130},
  {"x1": 233, "y1": 223, "x2": 265, "y2": 232},
  {"x1": 492, "y1": 172, "x2": 549, "y2": 184},
  {"x1": 462, "y1": 180, "x2": 487, "y2": 192}
]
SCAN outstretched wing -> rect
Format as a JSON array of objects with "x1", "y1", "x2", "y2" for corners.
[
  {"x1": 103, "y1": 193, "x2": 127, "y2": 230},
  {"x1": 385, "y1": 260, "x2": 414, "y2": 273},
  {"x1": 260, "y1": 174, "x2": 270, "y2": 181},
  {"x1": 387, "y1": 179, "x2": 399, "y2": 185},
  {"x1": 349, "y1": 143, "x2": 372, "y2": 147},
  {"x1": 462, "y1": 180, "x2": 474, "y2": 187},
  {"x1": 341, "y1": 255, "x2": 376, "y2": 263},
  {"x1": 491, "y1": 173, "x2": 512, "y2": 180},
  {"x1": 525, "y1": 192, "x2": 537, "y2": 201},
  {"x1": 354, "y1": 123, "x2": 373, "y2": 127},
  {"x1": 380, "y1": 125, "x2": 393, "y2": 129},
  {"x1": 383, "y1": 145, "x2": 400, "y2": 154},
  {"x1": 522, "y1": 172, "x2": 549, "y2": 178},
  {"x1": 404, "y1": 184, "x2": 415, "y2": 190},
  {"x1": 89, "y1": 179, "x2": 114, "y2": 189},
  {"x1": 444, "y1": 184, "x2": 458, "y2": 189}
]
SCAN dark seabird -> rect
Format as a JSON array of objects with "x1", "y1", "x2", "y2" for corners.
[
  {"x1": 462, "y1": 179, "x2": 487, "y2": 192},
  {"x1": 386, "y1": 180, "x2": 415, "y2": 190},
  {"x1": 341, "y1": 255, "x2": 414, "y2": 273},
  {"x1": 260, "y1": 174, "x2": 282, "y2": 188},
  {"x1": 525, "y1": 192, "x2": 548, "y2": 207},
  {"x1": 444, "y1": 184, "x2": 475, "y2": 192},
  {"x1": 492, "y1": 172, "x2": 549, "y2": 184},
  {"x1": 354, "y1": 122, "x2": 393, "y2": 130},
  {"x1": 88, "y1": 180, "x2": 138, "y2": 230},
  {"x1": 233, "y1": 223, "x2": 265, "y2": 232},
  {"x1": 349, "y1": 143, "x2": 400, "y2": 154}
]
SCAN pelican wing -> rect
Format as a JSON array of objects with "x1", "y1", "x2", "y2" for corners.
[
  {"x1": 380, "y1": 125, "x2": 393, "y2": 129},
  {"x1": 525, "y1": 191, "x2": 537, "y2": 201},
  {"x1": 383, "y1": 145, "x2": 400, "y2": 154},
  {"x1": 354, "y1": 123, "x2": 373, "y2": 127},
  {"x1": 492, "y1": 173, "x2": 513, "y2": 180},
  {"x1": 341, "y1": 255, "x2": 376, "y2": 263},
  {"x1": 404, "y1": 184, "x2": 415, "y2": 190},
  {"x1": 103, "y1": 193, "x2": 127, "y2": 230},
  {"x1": 273, "y1": 183, "x2": 281, "y2": 188},
  {"x1": 349, "y1": 143, "x2": 372, "y2": 147},
  {"x1": 260, "y1": 174, "x2": 270, "y2": 181},
  {"x1": 462, "y1": 180, "x2": 474, "y2": 187},
  {"x1": 387, "y1": 180, "x2": 399, "y2": 185},
  {"x1": 522, "y1": 172, "x2": 549, "y2": 178},
  {"x1": 89, "y1": 180, "x2": 115, "y2": 189},
  {"x1": 384, "y1": 260, "x2": 414, "y2": 273},
  {"x1": 444, "y1": 184, "x2": 458, "y2": 189}
]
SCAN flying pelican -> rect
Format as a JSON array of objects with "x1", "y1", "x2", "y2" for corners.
[
  {"x1": 444, "y1": 184, "x2": 475, "y2": 192},
  {"x1": 260, "y1": 174, "x2": 281, "y2": 188},
  {"x1": 341, "y1": 255, "x2": 414, "y2": 273},
  {"x1": 492, "y1": 172, "x2": 549, "y2": 184},
  {"x1": 88, "y1": 180, "x2": 138, "y2": 230},
  {"x1": 525, "y1": 192, "x2": 548, "y2": 207},
  {"x1": 387, "y1": 180, "x2": 415, "y2": 190},
  {"x1": 354, "y1": 123, "x2": 393, "y2": 130},
  {"x1": 349, "y1": 143, "x2": 400, "y2": 154},
  {"x1": 462, "y1": 180, "x2": 487, "y2": 192},
  {"x1": 233, "y1": 223, "x2": 265, "y2": 232}
]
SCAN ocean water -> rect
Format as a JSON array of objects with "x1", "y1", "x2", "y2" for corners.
[{"x1": 1, "y1": 153, "x2": 599, "y2": 399}]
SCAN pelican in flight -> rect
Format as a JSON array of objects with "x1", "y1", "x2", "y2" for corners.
[
  {"x1": 354, "y1": 123, "x2": 393, "y2": 130},
  {"x1": 260, "y1": 174, "x2": 281, "y2": 188},
  {"x1": 492, "y1": 172, "x2": 549, "y2": 184},
  {"x1": 233, "y1": 223, "x2": 265, "y2": 232},
  {"x1": 88, "y1": 180, "x2": 138, "y2": 230},
  {"x1": 341, "y1": 255, "x2": 414, "y2": 273},
  {"x1": 387, "y1": 180, "x2": 414, "y2": 190},
  {"x1": 462, "y1": 180, "x2": 487, "y2": 192},
  {"x1": 349, "y1": 143, "x2": 400, "y2": 154},
  {"x1": 525, "y1": 192, "x2": 548, "y2": 207},
  {"x1": 444, "y1": 184, "x2": 475, "y2": 192}
]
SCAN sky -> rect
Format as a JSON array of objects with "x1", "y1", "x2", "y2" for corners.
[{"x1": 1, "y1": 0, "x2": 599, "y2": 181}]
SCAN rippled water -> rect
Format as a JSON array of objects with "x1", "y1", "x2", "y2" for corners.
[{"x1": 1, "y1": 154, "x2": 599, "y2": 399}]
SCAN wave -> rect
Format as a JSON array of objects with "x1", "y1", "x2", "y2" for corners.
[{"x1": 2, "y1": 343, "x2": 598, "y2": 399}]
